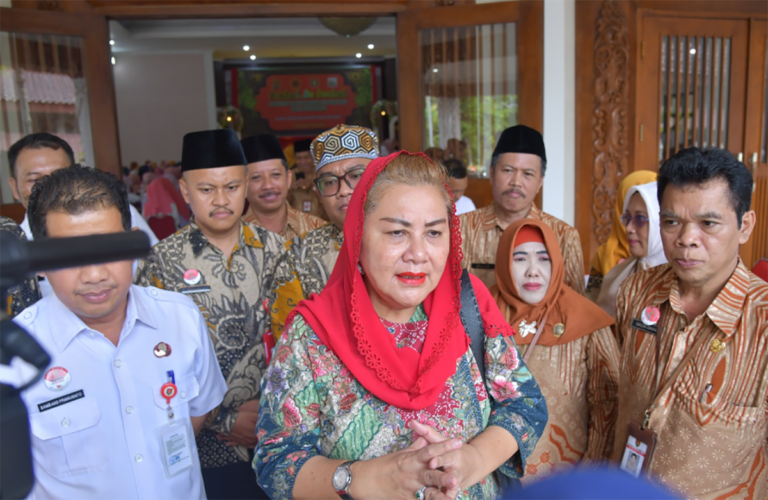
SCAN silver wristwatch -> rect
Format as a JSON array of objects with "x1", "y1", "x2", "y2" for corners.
[{"x1": 332, "y1": 460, "x2": 356, "y2": 500}]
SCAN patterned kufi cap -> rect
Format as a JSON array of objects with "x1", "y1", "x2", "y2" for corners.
[{"x1": 310, "y1": 125, "x2": 379, "y2": 172}]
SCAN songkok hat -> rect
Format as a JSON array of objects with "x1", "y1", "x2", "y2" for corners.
[
  {"x1": 493, "y1": 125, "x2": 547, "y2": 163},
  {"x1": 514, "y1": 225, "x2": 545, "y2": 247},
  {"x1": 181, "y1": 129, "x2": 246, "y2": 172},
  {"x1": 241, "y1": 134, "x2": 286, "y2": 164},
  {"x1": 311, "y1": 124, "x2": 379, "y2": 172},
  {"x1": 294, "y1": 139, "x2": 312, "y2": 153}
]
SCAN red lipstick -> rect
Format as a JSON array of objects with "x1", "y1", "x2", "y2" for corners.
[
  {"x1": 522, "y1": 282, "x2": 542, "y2": 291},
  {"x1": 397, "y1": 272, "x2": 427, "y2": 285}
]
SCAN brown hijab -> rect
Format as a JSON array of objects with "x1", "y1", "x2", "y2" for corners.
[{"x1": 491, "y1": 219, "x2": 614, "y2": 346}]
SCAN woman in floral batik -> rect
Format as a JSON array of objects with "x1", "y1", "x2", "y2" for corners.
[{"x1": 254, "y1": 151, "x2": 547, "y2": 500}]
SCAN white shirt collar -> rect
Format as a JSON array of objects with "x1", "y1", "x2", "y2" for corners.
[{"x1": 20, "y1": 212, "x2": 32, "y2": 241}]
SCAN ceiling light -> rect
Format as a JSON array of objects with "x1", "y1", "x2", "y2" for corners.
[
  {"x1": 109, "y1": 39, "x2": 115, "y2": 46},
  {"x1": 356, "y1": 53, "x2": 362, "y2": 59},
  {"x1": 226, "y1": 116, "x2": 232, "y2": 122},
  {"x1": 381, "y1": 110, "x2": 386, "y2": 116},
  {"x1": 367, "y1": 44, "x2": 374, "y2": 50},
  {"x1": 111, "y1": 57, "x2": 116, "y2": 65},
  {"x1": 243, "y1": 45, "x2": 250, "y2": 51},
  {"x1": 432, "y1": 67, "x2": 439, "y2": 73},
  {"x1": 250, "y1": 55, "x2": 257, "y2": 61},
  {"x1": 690, "y1": 48, "x2": 696, "y2": 55}
]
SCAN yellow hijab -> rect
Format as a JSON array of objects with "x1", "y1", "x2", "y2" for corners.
[{"x1": 590, "y1": 170, "x2": 657, "y2": 276}]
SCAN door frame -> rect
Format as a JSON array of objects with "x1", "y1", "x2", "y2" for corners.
[{"x1": 395, "y1": 0, "x2": 543, "y2": 153}]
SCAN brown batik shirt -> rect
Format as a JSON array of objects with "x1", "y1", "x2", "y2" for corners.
[
  {"x1": 1, "y1": 216, "x2": 40, "y2": 317},
  {"x1": 459, "y1": 204, "x2": 586, "y2": 295},
  {"x1": 269, "y1": 222, "x2": 344, "y2": 341},
  {"x1": 612, "y1": 261, "x2": 768, "y2": 499},
  {"x1": 134, "y1": 220, "x2": 287, "y2": 469},
  {"x1": 518, "y1": 327, "x2": 620, "y2": 483},
  {"x1": 243, "y1": 203, "x2": 326, "y2": 241}
]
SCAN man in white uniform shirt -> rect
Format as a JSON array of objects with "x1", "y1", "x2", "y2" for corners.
[
  {"x1": 11, "y1": 164, "x2": 226, "y2": 499},
  {"x1": 8, "y1": 133, "x2": 159, "y2": 297}
]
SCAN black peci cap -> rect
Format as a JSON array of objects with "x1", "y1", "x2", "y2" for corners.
[
  {"x1": 181, "y1": 129, "x2": 246, "y2": 172},
  {"x1": 492, "y1": 125, "x2": 547, "y2": 163},
  {"x1": 241, "y1": 134, "x2": 286, "y2": 164},
  {"x1": 293, "y1": 139, "x2": 312, "y2": 153}
]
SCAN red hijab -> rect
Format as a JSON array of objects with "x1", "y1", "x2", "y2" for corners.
[
  {"x1": 143, "y1": 177, "x2": 190, "y2": 221},
  {"x1": 287, "y1": 151, "x2": 508, "y2": 410}
]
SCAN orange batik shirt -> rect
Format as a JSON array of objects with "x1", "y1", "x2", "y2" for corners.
[
  {"x1": 459, "y1": 205, "x2": 586, "y2": 295},
  {"x1": 243, "y1": 203, "x2": 326, "y2": 241},
  {"x1": 612, "y1": 261, "x2": 768, "y2": 499}
]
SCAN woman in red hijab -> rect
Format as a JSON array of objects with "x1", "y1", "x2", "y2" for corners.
[
  {"x1": 492, "y1": 219, "x2": 620, "y2": 483},
  {"x1": 255, "y1": 152, "x2": 547, "y2": 500},
  {"x1": 142, "y1": 176, "x2": 190, "y2": 228}
]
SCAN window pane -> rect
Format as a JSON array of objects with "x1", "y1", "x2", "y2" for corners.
[
  {"x1": 420, "y1": 22, "x2": 517, "y2": 178},
  {"x1": 0, "y1": 32, "x2": 93, "y2": 204}
]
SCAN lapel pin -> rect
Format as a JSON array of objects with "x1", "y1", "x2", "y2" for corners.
[{"x1": 641, "y1": 306, "x2": 661, "y2": 326}]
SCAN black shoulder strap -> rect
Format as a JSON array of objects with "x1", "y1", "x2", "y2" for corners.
[{"x1": 459, "y1": 270, "x2": 485, "y2": 377}]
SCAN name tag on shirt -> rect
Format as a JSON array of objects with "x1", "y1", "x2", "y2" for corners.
[
  {"x1": 471, "y1": 263, "x2": 495, "y2": 270},
  {"x1": 302, "y1": 200, "x2": 312, "y2": 212},
  {"x1": 631, "y1": 318, "x2": 658, "y2": 335},
  {"x1": 159, "y1": 419, "x2": 194, "y2": 478},
  {"x1": 180, "y1": 285, "x2": 211, "y2": 294},
  {"x1": 38, "y1": 390, "x2": 85, "y2": 412}
]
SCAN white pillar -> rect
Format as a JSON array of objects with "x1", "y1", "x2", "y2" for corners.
[{"x1": 542, "y1": 0, "x2": 576, "y2": 226}]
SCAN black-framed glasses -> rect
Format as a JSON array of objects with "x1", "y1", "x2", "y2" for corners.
[
  {"x1": 620, "y1": 213, "x2": 649, "y2": 228},
  {"x1": 314, "y1": 167, "x2": 366, "y2": 197}
]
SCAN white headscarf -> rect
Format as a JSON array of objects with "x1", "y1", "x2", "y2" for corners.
[
  {"x1": 594, "y1": 181, "x2": 667, "y2": 317},
  {"x1": 623, "y1": 181, "x2": 667, "y2": 269}
]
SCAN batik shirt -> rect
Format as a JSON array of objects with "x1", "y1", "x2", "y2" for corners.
[
  {"x1": 518, "y1": 327, "x2": 620, "y2": 483},
  {"x1": 269, "y1": 222, "x2": 344, "y2": 340},
  {"x1": 134, "y1": 220, "x2": 286, "y2": 469},
  {"x1": 254, "y1": 306, "x2": 548, "y2": 499},
  {"x1": 459, "y1": 205, "x2": 586, "y2": 295},
  {"x1": 0, "y1": 216, "x2": 40, "y2": 317},
  {"x1": 612, "y1": 262, "x2": 768, "y2": 499},
  {"x1": 289, "y1": 185, "x2": 327, "y2": 220},
  {"x1": 243, "y1": 204, "x2": 326, "y2": 241}
]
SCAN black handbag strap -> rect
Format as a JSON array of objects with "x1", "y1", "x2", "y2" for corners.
[{"x1": 459, "y1": 270, "x2": 485, "y2": 377}]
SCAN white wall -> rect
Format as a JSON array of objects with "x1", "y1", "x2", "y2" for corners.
[
  {"x1": 542, "y1": 0, "x2": 576, "y2": 225},
  {"x1": 113, "y1": 51, "x2": 217, "y2": 166}
]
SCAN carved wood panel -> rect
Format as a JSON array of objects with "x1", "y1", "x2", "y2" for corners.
[{"x1": 591, "y1": 0, "x2": 629, "y2": 244}]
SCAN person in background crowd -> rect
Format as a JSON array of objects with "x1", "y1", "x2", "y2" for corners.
[
  {"x1": 423, "y1": 146, "x2": 445, "y2": 162},
  {"x1": 255, "y1": 152, "x2": 547, "y2": 500},
  {"x1": 444, "y1": 158, "x2": 477, "y2": 215},
  {"x1": 380, "y1": 137, "x2": 399, "y2": 156},
  {"x1": 289, "y1": 138, "x2": 327, "y2": 219},
  {"x1": 164, "y1": 162, "x2": 182, "y2": 192},
  {"x1": 7, "y1": 133, "x2": 158, "y2": 298},
  {"x1": 446, "y1": 138, "x2": 468, "y2": 163},
  {"x1": 140, "y1": 171, "x2": 155, "y2": 206},
  {"x1": 590, "y1": 182, "x2": 667, "y2": 318},
  {"x1": 143, "y1": 176, "x2": 191, "y2": 229},
  {"x1": 135, "y1": 129, "x2": 284, "y2": 500},
  {"x1": 0, "y1": 216, "x2": 40, "y2": 317},
  {"x1": 612, "y1": 148, "x2": 766, "y2": 499},
  {"x1": 10, "y1": 164, "x2": 227, "y2": 500},
  {"x1": 127, "y1": 170, "x2": 142, "y2": 206},
  {"x1": 492, "y1": 219, "x2": 619, "y2": 483},
  {"x1": 241, "y1": 133, "x2": 324, "y2": 240},
  {"x1": 268, "y1": 124, "x2": 379, "y2": 340},
  {"x1": 460, "y1": 125, "x2": 586, "y2": 294},
  {"x1": 586, "y1": 170, "x2": 657, "y2": 297}
]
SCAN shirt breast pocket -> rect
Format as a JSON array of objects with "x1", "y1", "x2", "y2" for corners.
[
  {"x1": 152, "y1": 374, "x2": 200, "y2": 419},
  {"x1": 29, "y1": 398, "x2": 109, "y2": 478}
]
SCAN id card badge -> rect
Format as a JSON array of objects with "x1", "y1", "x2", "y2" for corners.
[
  {"x1": 620, "y1": 421, "x2": 657, "y2": 478},
  {"x1": 158, "y1": 417, "x2": 194, "y2": 478},
  {"x1": 302, "y1": 200, "x2": 312, "y2": 212}
]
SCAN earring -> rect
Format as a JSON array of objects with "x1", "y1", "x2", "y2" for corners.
[{"x1": 357, "y1": 263, "x2": 364, "y2": 275}]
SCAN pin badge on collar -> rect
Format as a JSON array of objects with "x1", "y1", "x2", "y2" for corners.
[
  {"x1": 641, "y1": 306, "x2": 661, "y2": 326},
  {"x1": 518, "y1": 320, "x2": 537, "y2": 338},
  {"x1": 44, "y1": 366, "x2": 71, "y2": 391},
  {"x1": 154, "y1": 342, "x2": 172, "y2": 358},
  {"x1": 553, "y1": 323, "x2": 565, "y2": 337},
  {"x1": 183, "y1": 269, "x2": 201, "y2": 286}
]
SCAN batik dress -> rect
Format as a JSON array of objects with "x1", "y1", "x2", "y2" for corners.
[{"x1": 254, "y1": 305, "x2": 548, "y2": 500}]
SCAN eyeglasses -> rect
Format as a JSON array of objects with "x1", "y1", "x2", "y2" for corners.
[
  {"x1": 620, "y1": 213, "x2": 649, "y2": 228},
  {"x1": 314, "y1": 167, "x2": 366, "y2": 197}
]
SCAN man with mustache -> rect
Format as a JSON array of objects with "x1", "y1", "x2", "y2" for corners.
[
  {"x1": 135, "y1": 129, "x2": 285, "y2": 499},
  {"x1": 288, "y1": 138, "x2": 327, "y2": 219},
  {"x1": 10, "y1": 164, "x2": 227, "y2": 500},
  {"x1": 459, "y1": 125, "x2": 586, "y2": 294},
  {"x1": 612, "y1": 148, "x2": 766, "y2": 499},
  {"x1": 269, "y1": 125, "x2": 379, "y2": 340},
  {"x1": 241, "y1": 133, "x2": 324, "y2": 240}
]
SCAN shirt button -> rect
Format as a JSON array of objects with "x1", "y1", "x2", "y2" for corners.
[
  {"x1": 61, "y1": 418, "x2": 70, "y2": 428},
  {"x1": 181, "y1": 391, "x2": 186, "y2": 399},
  {"x1": 126, "y1": 406, "x2": 133, "y2": 414},
  {"x1": 135, "y1": 454, "x2": 143, "y2": 463},
  {"x1": 114, "y1": 359, "x2": 122, "y2": 368},
  {"x1": 23, "y1": 311, "x2": 32, "y2": 319},
  {"x1": 151, "y1": 289, "x2": 158, "y2": 296}
]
